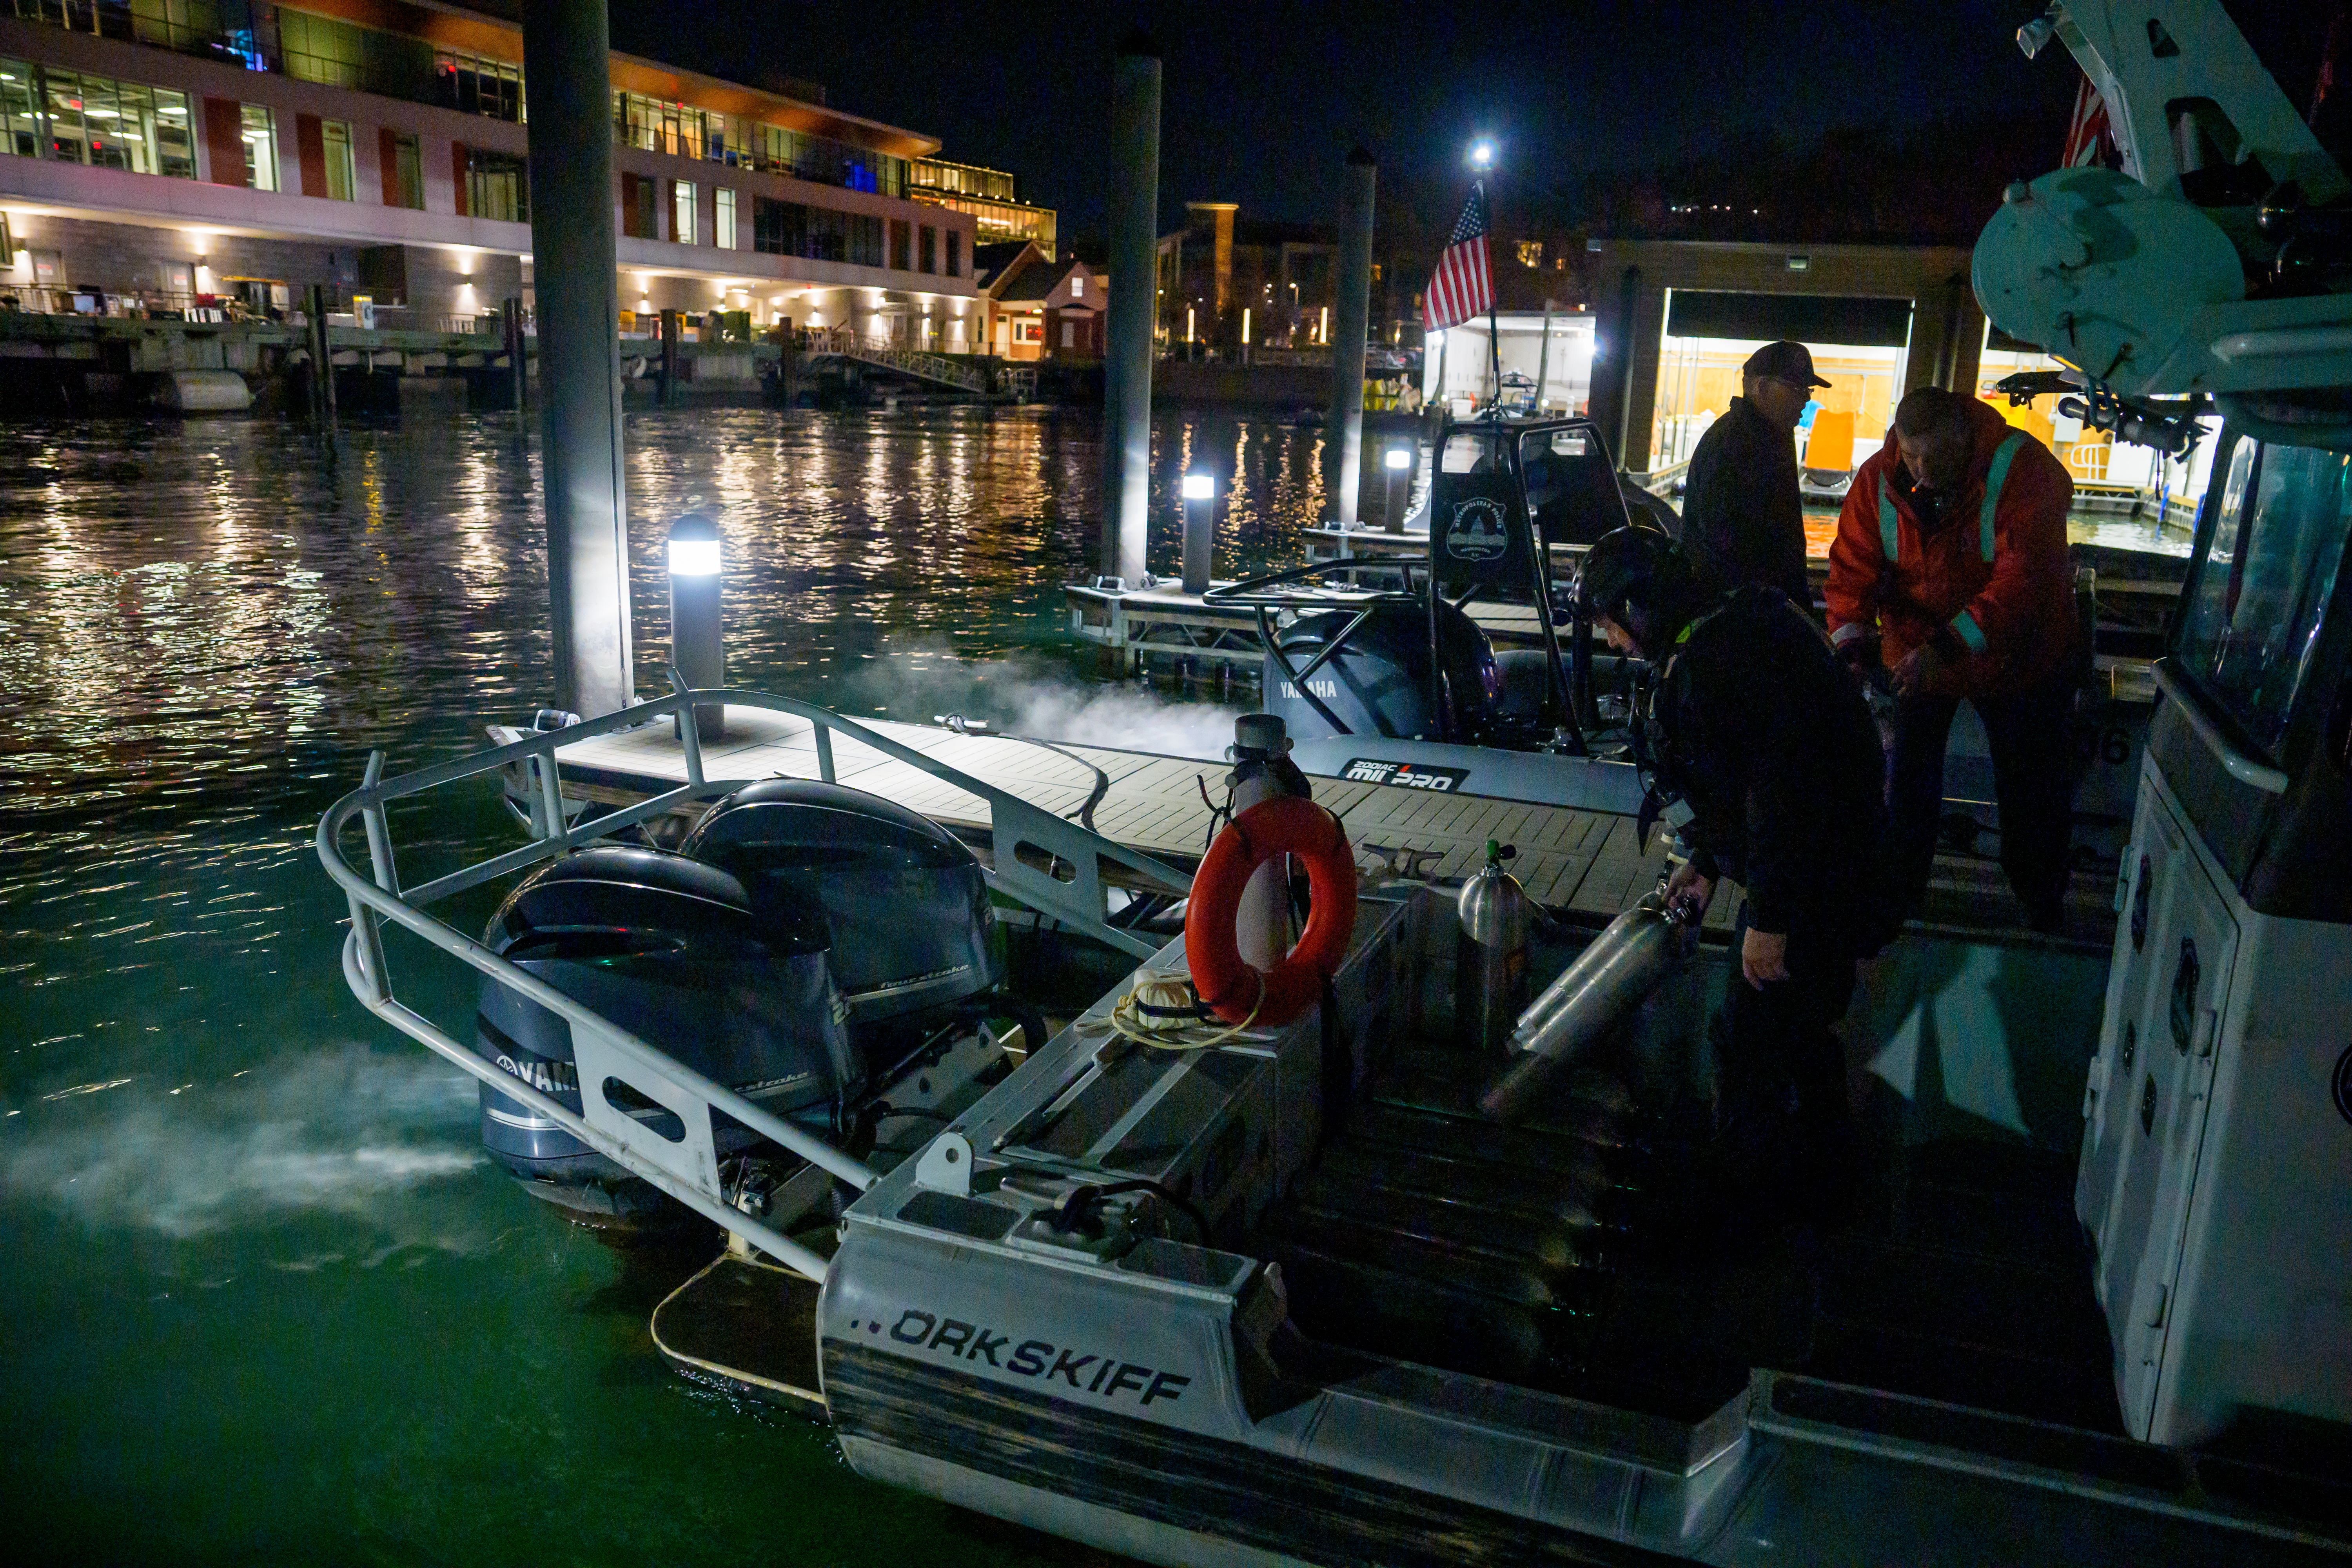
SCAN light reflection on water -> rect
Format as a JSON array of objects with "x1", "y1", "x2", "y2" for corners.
[{"x1": 0, "y1": 405, "x2": 1332, "y2": 1562}]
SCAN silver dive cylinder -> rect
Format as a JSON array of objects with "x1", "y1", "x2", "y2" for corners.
[
  {"x1": 1230, "y1": 712, "x2": 1305, "y2": 971},
  {"x1": 1455, "y1": 840, "x2": 1531, "y2": 1054},
  {"x1": 1479, "y1": 891, "x2": 1692, "y2": 1123}
]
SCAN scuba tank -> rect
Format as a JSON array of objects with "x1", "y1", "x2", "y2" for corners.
[
  {"x1": 1228, "y1": 712, "x2": 1312, "y2": 969},
  {"x1": 1455, "y1": 840, "x2": 1531, "y2": 1054}
]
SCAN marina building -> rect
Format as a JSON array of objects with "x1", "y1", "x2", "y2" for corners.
[
  {"x1": 908, "y1": 156, "x2": 1054, "y2": 258},
  {"x1": 1575, "y1": 238, "x2": 2215, "y2": 516},
  {"x1": 0, "y1": 1, "x2": 979, "y2": 349},
  {"x1": 972, "y1": 239, "x2": 1099, "y2": 362}
]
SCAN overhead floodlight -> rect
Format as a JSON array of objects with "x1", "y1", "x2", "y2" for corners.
[{"x1": 1468, "y1": 138, "x2": 1495, "y2": 172}]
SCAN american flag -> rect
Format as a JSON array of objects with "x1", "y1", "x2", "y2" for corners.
[
  {"x1": 1424, "y1": 185, "x2": 1492, "y2": 331},
  {"x1": 2062, "y1": 75, "x2": 2118, "y2": 169}
]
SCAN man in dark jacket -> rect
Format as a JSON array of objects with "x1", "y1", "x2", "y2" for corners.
[
  {"x1": 1677, "y1": 340, "x2": 1826, "y2": 606},
  {"x1": 1581, "y1": 526, "x2": 1890, "y2": 1203}
]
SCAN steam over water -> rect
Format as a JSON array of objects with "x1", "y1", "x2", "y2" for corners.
[{"x1": 0, "y1": 405, "x2": 1328, "y2": 1561}]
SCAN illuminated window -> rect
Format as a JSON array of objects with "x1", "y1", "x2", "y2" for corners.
[
  {"x1": 466, "y1": 148, "x2": 528, "y2": 221},
  {"x1": 321, "y1": 119, "x2": 355, "y2": 201},
  {"x1": 713, "y1": 187, "x2": 736, "y2": 250},
  {"x1": 240, "y1": 103, "x2": 278, "y2": 191},
  {"x1": 671, "y1": 179, "x2": 695, "y2": 244},
  {"x1": 4, "y1": 62, "x2": 191, "y2": 178},
  {"x1": 388, "y1": 131, "x2": 423, "y2": 209}
]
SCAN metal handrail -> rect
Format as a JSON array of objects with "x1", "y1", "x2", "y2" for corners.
[{"x1": 318, "y1": 682, "x2": 1194, "y2": 1279}]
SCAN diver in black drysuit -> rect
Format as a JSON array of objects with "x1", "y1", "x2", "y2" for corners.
[{"x1": 1579, "y1": 526, "x2": 1896, "y2": 1213}]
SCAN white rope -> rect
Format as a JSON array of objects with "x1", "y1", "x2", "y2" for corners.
[{"x1": 1107, "y1": 967, "x2": 1266, "y2": 1051}]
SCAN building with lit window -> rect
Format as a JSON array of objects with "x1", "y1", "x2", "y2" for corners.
[
  {"x1": 0, "y1": 1, "x2": 980, "y2": 350},
  {"x1": 908, "y1": 156, "x2": 1053, "y2": 258},
  {"x1": 1155, "y1": 200, "x2": 1335, "y2": 353}
]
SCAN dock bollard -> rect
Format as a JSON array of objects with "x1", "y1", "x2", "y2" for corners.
[
  {"x1": 1383, "y1": 444, "x2": 1412, "y2": 532},
  {"x1": 1181, "y1": 470, "x2": 1216, "y2": 595},
  {"x1": 668, "y1": 511, "x2": 724, "y2": 742}
]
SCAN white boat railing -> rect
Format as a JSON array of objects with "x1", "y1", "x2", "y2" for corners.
[{"x1": 318, "y1": 680, "x2": 1194, "y2": 1280}]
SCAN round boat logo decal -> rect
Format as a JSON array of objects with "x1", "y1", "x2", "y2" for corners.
[
  {"x1": 1446, "y1": 497, "x2": 1510, "y2": 562},
  {"x1": 2334, "y1": 1042, "x2": 2352, "y2": 1127}
]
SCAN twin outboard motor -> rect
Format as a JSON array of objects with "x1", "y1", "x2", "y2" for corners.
[
  {"x1": 679, "y1": 779, "x2": 1002, "y2": 1047},
  {"x1": 475, "y1": 845, "x2": 851, "y2": 1223},
  {"x1": 1267, "y1": 598, "x2": 1501, "y2": 742},
  {"x1": 477, "y1": 780, "x2": 1004, "y2": 1226}
]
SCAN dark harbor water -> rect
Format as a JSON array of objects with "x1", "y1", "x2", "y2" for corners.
[{"x1": 0, "y1": 405, "x2": 1332, "y2": 1564}]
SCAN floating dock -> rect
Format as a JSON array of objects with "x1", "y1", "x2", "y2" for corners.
[{"x1": 519, "y1": 708, "x2": 1681, "y2": 922}]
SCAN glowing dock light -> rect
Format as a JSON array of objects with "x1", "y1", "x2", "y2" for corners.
[
  {"x1": 667, "y1": 511, "x2": 724, "y2": 740},
  {"x1": 1180, "y1": 472, "x2": 1218, "y2": 592},
  {"x1": 1382, "y1": 444, "x2": 1413, "y2": 532},
  {"x1": 1468, "y1": 138, "x2": 1495, "y2": 172}
]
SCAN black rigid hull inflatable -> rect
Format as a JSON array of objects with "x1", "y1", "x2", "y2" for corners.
[
  {"x1": 678, "y1": 779, "x2": 1002, "y2": 1052},
  {"x1": 476, "y1": 845, "x2": 852, "y2": 1223}
]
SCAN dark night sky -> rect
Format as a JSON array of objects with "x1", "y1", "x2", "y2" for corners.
[{"x1": 609, "y1": 2, "x2": 2325, "y2": 241}]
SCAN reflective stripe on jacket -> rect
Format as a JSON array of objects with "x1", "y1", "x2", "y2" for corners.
[{"x1": 1824, "y1": 399, "x2": 2077, "y2": 696}]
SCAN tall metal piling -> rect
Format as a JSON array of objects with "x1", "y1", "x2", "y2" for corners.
[
  {"x1": 1327, "y1": 147, "x2": 1376, "y2": 527},
  {"x1": 521, "y1": 0, "x2": 632, "y2": 717},
  {"x1": 1101, "y1": 32, "x2": 1160, "y2": 586}
]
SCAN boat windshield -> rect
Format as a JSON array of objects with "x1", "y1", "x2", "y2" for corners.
[{"x1": 2175, "y1": 437, "x2": 2352, "y2": 758}]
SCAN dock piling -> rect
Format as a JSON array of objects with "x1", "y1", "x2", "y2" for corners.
[
  {"x1": 1328, "y1": 147, "x2": 1377, "y2": 527},
  {"x1": 304, "y1": 283, "x2": 335, "y2": 423},
  {"x1": 1102, "y1": 31, "x2": 1161, "y2": 585},
  {"x1": 521, "y1": 0, "x2": 634, "y2": 717},
  {"x1": 501, "y1": 296, "x2": 526, "y2": 414}
]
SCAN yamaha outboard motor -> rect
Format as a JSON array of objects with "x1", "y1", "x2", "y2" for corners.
[
  {"x1": 679, "y1": 780, "x2": 1002, "y2": 1053},
  {"x1": 1267, "y1": 597, "x2": 1499, "y2": 741},
  {"x1": 476, "y1": 845, "x2": 851, "y2": 1225}
]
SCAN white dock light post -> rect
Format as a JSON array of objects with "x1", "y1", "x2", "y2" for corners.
[
  {"x1": 1383, "y1": 443, "x2": 1412, "y2": 532},
  {"x1": 1181, "y1": 470, "x2": 1216, "y2": 594},
  {"x1": 668, "y1": 511, "x2": 724, "y2": 742}
]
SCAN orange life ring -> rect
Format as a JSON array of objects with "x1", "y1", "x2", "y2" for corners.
[{"x1": 1185, "y1": 796, "x2": 1358, "y2": 1027}]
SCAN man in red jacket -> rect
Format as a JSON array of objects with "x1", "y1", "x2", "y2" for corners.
[{"x1": 1825, "y1": 386, "x2": 2080, "y2": 933}]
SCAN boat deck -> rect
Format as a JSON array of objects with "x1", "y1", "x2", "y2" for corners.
[
  {"x1": 529, "y1": 708, "x2": 1681, "y2": 922},
  {"x1": 1259, "y1": 996, "x2": 2128, "y2": 1436}
]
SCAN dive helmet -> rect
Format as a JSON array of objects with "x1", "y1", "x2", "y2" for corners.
[{"x1": 1577, "y1": 525, "x2": 1693, "y2": 658}]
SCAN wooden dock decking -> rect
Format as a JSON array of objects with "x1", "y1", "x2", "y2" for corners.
[{"x1": 533, "y1": 708, "x2": 1683, "y2": 922}]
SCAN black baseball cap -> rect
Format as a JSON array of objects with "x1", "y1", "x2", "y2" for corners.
[{"x1": 1743, "y1": 340, "x2": 1831, "y2": 388}]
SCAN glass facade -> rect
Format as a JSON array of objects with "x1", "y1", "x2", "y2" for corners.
[
  {"x1": 11, "y1": 2, "x2": 272, "y2": 69},
  {"x1": 751, "y1": 196, "x2": 882, "y2": 266},
  {"x1": 0, "y1": 58, "x2": 196, "y2": 176},
  {"x1": 435, "y1": 48, "x2": 519, "y2": 121},
  {"x1": 612, "y1": 90, "x2": 904, "y2": 197}
]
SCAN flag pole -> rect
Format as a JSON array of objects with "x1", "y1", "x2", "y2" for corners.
[{"x1": 1479, "y1": 178, "x2": 1502, "y2": 419}]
